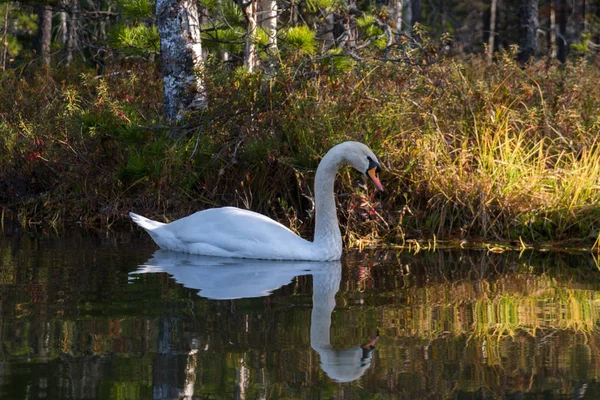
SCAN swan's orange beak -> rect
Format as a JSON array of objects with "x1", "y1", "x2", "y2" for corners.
[{"x1": 367, "y1": 167, "x2": 384, "y2": 191}]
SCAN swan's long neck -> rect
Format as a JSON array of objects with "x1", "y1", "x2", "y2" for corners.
[{"x1": 313, "y1": 145, "x2": 345, "y2": 254}]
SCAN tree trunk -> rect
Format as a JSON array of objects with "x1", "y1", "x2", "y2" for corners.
[
  {"x1": 440, "y1": 0, "x2": 447, "y2": 29},
  {"x1": 35, "y1": 5, "x2": 52, "y2": 66},
  {"x1": 411, "y1": 0, "x2": 421, "y2": 27},
  {"x1": 153, "y1": 318, "x2": 181, "y2": 399},
  {"x1": 244, "y1": 0, "x2": 259, "y2": 72},
  {"x1": 556, "y1": 0, "x2": 568, "y2": 63},
  {"x1": 216, "y1": 0, "x2": 230, "y2": 61},
  {"x1": 572, "y1": 0, "x2": 585, "y2": 39},
  {"x1": 483, "y1": 2, "x2": 490, "y2": 45},
  {"x1": 404, "y1": 0, "x2": 412, "y2": 32},
  {"x1": 549, "y1": 1, "x2": 557, "y2": 58},
  {"x1": 259, "y1": 0, "x2": 277, "y2": 53},
  {"x1": 596, "y1": 1, "x2": 600, "y2": 46},
  {"x1": 390, "y1": 0, "x2": 403, "y2": 31},
  {"x1": 156, "y1": 0, "x2": 207, "y2": 121},
  {"x1": 518, "y1": 0, "x2": 538, "y2": 63},
  {"x1": 58, "y1": 9, "x2": 67, "y2": 44},
  {"x1": 66, "y1": 0, "x2": 78, "y2": 65},
  {"x1": 487, "y1": 0, "x2": 497, "y2": 59},
  {"x1": 182, "y1": 340, "x2": 199, "y2": 398},
  {"x1": 199, "y1": 4, "x2": 209, "y2": 60},
  {"x1": 1, "y1": 3, "x2": 9, "y2": 71},
  {"x1": 290, "y1": 0, "x2": 298, "y2": 24},
  {"x1": 321, "y1": 13, "x2": 335, "y2": 48}
]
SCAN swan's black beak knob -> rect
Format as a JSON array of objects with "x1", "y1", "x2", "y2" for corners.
[{"x1": 366, "y1": 158, "x2": 384, "y2": 191}]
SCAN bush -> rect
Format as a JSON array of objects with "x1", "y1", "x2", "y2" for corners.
[{"x1": 1, "y1": 55, "x2": 600, "y2": 249}]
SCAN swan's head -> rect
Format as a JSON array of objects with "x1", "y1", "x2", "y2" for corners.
[{"x1": 343, "y1": 142, "x2": 384, "y2": 191}]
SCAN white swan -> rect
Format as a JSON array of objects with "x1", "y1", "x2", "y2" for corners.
[{"x1": 129, "y1": 141, "x2": 383, "y2": 261}]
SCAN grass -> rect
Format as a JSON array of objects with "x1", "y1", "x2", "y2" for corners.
[{"x1": 1, "y1": 53, "x2": 600, "y2": 248}]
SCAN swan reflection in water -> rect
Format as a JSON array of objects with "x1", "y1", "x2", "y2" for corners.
[{"x1": 131, "y1": 250, "x2": 379, "y2": 383}]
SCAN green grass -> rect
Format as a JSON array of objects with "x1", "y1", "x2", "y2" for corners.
[{"x1": 1, "y1": 54, "x2": 600, "y2": 248}]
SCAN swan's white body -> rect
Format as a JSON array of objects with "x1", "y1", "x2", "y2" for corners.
[
  {"x1": 130, "y1": 207, "x2": 325, "y2": 260},
  {"x1": 130, "y1": 141, "x2": 383, "y2": 261}
]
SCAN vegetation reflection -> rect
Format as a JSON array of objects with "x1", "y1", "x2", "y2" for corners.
[{"x1": 1, "y1": 233, "x2": 600, "y2": 398}]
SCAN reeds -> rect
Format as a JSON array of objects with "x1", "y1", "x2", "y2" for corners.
[{"x1": 1, "y1": 55, "x2": 600, "y2": 247}]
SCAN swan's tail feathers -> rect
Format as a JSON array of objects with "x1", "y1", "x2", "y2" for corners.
[
  {"x1": 130, "y1": 212, "x2": 173, "y2": 249},
  {"x1": 129, "y1": 212, "x2": 166, "y2": 231}
]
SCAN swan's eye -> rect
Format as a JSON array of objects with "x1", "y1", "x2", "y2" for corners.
[{"x1": 366, "y1": 156, "x2": 380, "y2": 174}]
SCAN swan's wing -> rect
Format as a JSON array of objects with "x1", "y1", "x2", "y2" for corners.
[
  {"x1": 164, "y1": 207, "x2": 312, "y2": 258},
  {"x1": 170, "y1": 207, "x2": 300, "y2": 243}
]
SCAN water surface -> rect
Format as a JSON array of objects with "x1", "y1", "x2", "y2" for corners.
[{"x1": 1, "y1": 223, "x2": 600, "y2": 399}]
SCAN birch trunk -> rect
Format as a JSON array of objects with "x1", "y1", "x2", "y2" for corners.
[
  {"x1": 181, "y1": 340, "x2": 199, "y2": 398},
  {"x1": 390, "y1": 0, "x2": 403, "y2": 31},
  {"x1": 235, "y1": 354, "x2": 250, "y2": 400},
  {"x1": 244, "y1": 0, "x2": 259, "y2": 72},
  {"x1": 156, "y1": 0, "x2": 207, "y2": 121},
  {"x1": 259, "y1": 0, "x2": 277, "y2": 53},
  {"x1": 58, "y1": 9, "x2": 67, "y2": 44}
]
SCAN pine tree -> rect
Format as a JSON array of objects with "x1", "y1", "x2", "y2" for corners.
[
  {"x1": 519, "y1": 0, "x2": 538, "y2": 63},
  {"x1": 111, "y1": 0, "x2": 160, "y2": 57}
]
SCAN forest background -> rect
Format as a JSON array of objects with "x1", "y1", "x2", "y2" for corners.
[{"x1": 0, "y1": 0, "x2": 599, "y2": 250}]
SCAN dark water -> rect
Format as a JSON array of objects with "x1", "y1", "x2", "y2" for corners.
[{"x1": 1, "y1": 224, "x2": 600, "y2": 399}]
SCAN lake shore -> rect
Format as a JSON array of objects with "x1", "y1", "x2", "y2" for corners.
[{"x1": 1, "y1": 55, "x2": 600, "y2": 250}]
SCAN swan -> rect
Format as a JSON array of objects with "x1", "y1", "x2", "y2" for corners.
[{"x1": 129, "y1": 141, "x2": 383, "y2": 261}]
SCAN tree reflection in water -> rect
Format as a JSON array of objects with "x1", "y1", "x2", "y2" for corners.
[{"x1": 1, "y1": 230, "x2": 600, "y2": 398}]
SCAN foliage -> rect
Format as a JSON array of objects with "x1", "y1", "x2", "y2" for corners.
[
  {"x1": 321, "y1": 47, "x2": 355, "y2": 73},
  {"x1": 0, "y1": 4, "x2": 36, "y2": 61},
  {"x1": 110, "y1": 24, "x2": 160, "y2": 57},
  {"x1": 118, "y1": 0, "x2": 155, "y2": 20},
  {"x1": 202, "y1": 26, "x2": 245, "y2": 54},
  {"x1": 280, "y1": 25, "x2": 317, "y2": 55},
  {"x1": 2, "y1": 54, "x2": 600, "y2": 249},
  {"x1": 1, "y1": 0, "x2": 598, "y2": 74},
  {"x1": 108, "y1": 0, "x2": 158, "y2": 59},
  {"x1": 305, "y1": 0, "x2": 338, "y2": 13}
]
